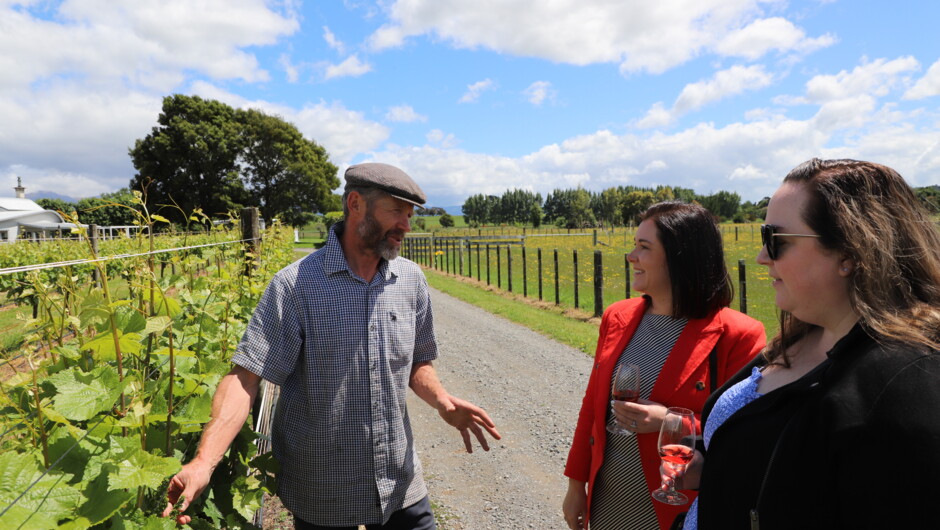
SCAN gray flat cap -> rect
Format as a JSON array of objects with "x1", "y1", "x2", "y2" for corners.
[{"x1": 344, "y1": 163, "x2": 427, "y2": 206}]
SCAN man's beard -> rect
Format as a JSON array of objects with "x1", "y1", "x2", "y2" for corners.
[{"x1": 357, "y1": 209, "x2": 403, "y2": 260}]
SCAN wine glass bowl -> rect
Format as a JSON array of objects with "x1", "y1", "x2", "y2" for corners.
[
  {"x1": 651, "y1": 407, "x2": 696, "y2": 505},
  {"x1": 606, "y1": 363, "x2": 641, "y2": 436}
]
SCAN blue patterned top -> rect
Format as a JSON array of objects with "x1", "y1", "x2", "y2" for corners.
[{"x1": 683, "y1": 366, "x2": 764, "y2": 530}]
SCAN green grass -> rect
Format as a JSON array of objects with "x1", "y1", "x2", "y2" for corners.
[
  {"x1": 410, "y1": 224, "x2": 780, "y2": 342},
  {"x1": 425, "y1": 268, "x2": 601, "y2": 355}
]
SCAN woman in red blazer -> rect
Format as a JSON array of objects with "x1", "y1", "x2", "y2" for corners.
[{"x1": 562, "y1": 202, "x2": 766, "y2": 530}]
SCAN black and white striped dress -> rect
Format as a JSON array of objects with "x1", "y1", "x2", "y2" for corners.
[{"x1": 590, "y1": 312, "x2": 687, "y2": 530}]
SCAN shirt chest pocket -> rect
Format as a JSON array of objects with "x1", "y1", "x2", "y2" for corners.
[{"x1": 384, "y1": 309, "x2": 416, "y2": 371}]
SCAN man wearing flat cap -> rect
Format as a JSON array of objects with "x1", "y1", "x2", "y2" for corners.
[{"x1": 163, "y1": 163, "x2": 501, "y2": 529}]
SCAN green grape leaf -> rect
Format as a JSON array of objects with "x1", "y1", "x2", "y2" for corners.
[
  {"x1": 174, "y1": 388, "x2": 213, "y2": 424},
  {"x1": 48, "y1": 366, "x2": 123, "y2": 421},
  {"x1": 76, "y1": 469, "x2": 136, "y2": 526},
  {"x1": 107, "y1": 441, "x2": 181, "y2": 491},
  {"x1": 143, "y1": 316, "x2": 172, "y2": 335},
  {"x1": 114, "y1": 306, "x2": 147, "y2": 334},
  {"x1": 83, "y1": 331, "x2": 143, "y2": 361},
  {"x1": 79, "y1": 290, "x2": 110, "y2": 328},
  {"x1": 153, "y1": 293, "x2": 182, "y2": 317},
  {"x1": 0, "y1": 452, "x2": 82, "y2": 529}
]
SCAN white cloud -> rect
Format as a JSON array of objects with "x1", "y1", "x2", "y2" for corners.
[
  {"x1": 190, "y1": 81, "x2": 389, "y2": 167},
  {"x1": 0, "y1": 1, "x2": 299, "y2": 94},
  {"x1": 804, "y1": 56, "x2": 920, "y2": 102},
  {"x1": 904, "y1": 59, "x2": 940, "y2": 100},
  {"x1": 279, "y1": 53, "x2": 300, "y2": 83},
  {"x1": 714, "y1": 17, "x2": 835, "y2": 60},
  {"x1": 636, "y1": 65, "x2": 774, "y2": 127},
  {"x1": 459, "y1": 78, "x2": 496, "y2": 103},
  {"x1": 674, "y1": 65, "x2": 774, "y2": 114},
  {"x1": 385, "y1": 105, "x2": 427, "y2": 123},
  {"x1": 323, "y1": 25, "x2": 346, "y2": 54},
  {"x1": 368, "y1": 0, "x2": 830, "y2": 75},
  {"x1": 426, "y1": 129, "x2": 458, "y2": 148},
  {"x1": 367, "y1": 117, "x2": 827, "y2": 205},
  {"x1": 523, "y1": 81, "x2": 555, "y2": 106},
  {"x1": 635, "y1": 102, "x2": 672, "y2": 129},
  {"x1": 324, "y1": 54, "x2": 372, "y2": 79}
]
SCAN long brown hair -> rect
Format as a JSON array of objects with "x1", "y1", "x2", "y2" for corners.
[
  {"x1": 640, "y1": 201, "x2": 733, "y2": 319},
  {"x1": 765, "y1": 158, "x2": 940, "y2": 364}
]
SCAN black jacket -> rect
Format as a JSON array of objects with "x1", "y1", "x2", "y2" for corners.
[{"x1": 695, "y1": 325, "x2": 940, "y2": 529}]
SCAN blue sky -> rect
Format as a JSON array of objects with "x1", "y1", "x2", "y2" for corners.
[{"x1": 2, "y1": 0, "x2": 939, "y2": 210}]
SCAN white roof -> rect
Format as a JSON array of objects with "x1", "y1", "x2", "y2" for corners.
[
  {"x1": 0, "y1": 210, "x2": 65, "y2": 227},
  {"x1": 0, "y1": 197, "x2": 45, "y2": 212}
]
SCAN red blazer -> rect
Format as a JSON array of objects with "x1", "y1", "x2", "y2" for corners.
[{"x1": 564, "y1": 297, "x2": 766, "y2": 528}]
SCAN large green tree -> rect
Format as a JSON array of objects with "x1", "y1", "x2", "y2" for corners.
[
  {"x1": 238, "y1": 108, "x2": 339, "y2": 227},
  {"x1": 76, "y1": 189, "x2": 141, "y2": 226},
  {"x1": 129, "y1": 94, "x2": 338, "y2": 227}
]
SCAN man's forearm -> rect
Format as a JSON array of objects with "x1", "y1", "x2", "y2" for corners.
[
  {"x1": 190, "y1": 366, "x2": 261, "y2": 469},
  {"x1": 409, "y1": 361, "x2": 448, "y2": 410}
]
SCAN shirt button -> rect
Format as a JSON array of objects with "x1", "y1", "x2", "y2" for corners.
[{"x1": 370, "y1": 324, "x2": 375, "y2": 331}]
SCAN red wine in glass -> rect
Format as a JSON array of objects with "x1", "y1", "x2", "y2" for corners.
[
  {"x1": 651, "y1": 407, "x2": 696, "y2": 505},
  {"x1": 612, "y1": 389, "x2": 640, "y2": 403},
  {"x1": 607, "y1": 363, "x2": 641, "y2": 436}
]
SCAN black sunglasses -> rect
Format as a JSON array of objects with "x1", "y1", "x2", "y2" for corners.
[{"x1": 760, "y1": 224, "x2": 821, "y2": 260}]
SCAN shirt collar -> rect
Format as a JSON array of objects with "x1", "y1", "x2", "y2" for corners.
[{"x1": 323, "y1": 221, "x2": 399, "y2": 282}]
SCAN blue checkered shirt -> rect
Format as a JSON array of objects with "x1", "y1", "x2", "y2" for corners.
[{"x1": 232, "y1": 223, "x2": 438, "y2": 526}]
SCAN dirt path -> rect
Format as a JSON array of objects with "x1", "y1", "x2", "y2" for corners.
[{"x1": 405, "y1": 287, "x2": 594, "y2": 529}]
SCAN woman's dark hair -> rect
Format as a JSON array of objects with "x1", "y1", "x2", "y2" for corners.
[
  {"x1": 640, "y1": 201, "x2": 732, "y2": 319},
  {"x1": 766, "y1": 158, "x2": 940, "y2": 364}
]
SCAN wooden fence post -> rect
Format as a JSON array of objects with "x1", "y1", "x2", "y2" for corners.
[
  {"x1": 507, "y1": 246, "x2": 513, "y2": 292},
  {"x1": 738, "y1": 259, "x2": 748, "y2": 314},
  {"x1": 241, "y1": 207, "x2": 261, "y2": 277},
  {"x1": 497, "y1": 245, "x2": 502, "y2": 289},
  {"x1": 554, "y1": 249, "x2": 560, "y2": 305},
  {"x1": 89, "y1": 224, "x2": 100, "y2": 287},
  {"x1": 537, "y1": 248, "x2": 543, "y2": 301},
  {"x1": 476, "y1": 243, "x2": 481, "y2": 281},
  {"x1": 594, "y1": 250, "x2": 603, "y2": 317},
  {"x1": 624, "y1": 254, "x2": 631, "y2": 299},
  {"x1": 459, "y1": 240, "x2": 464, "y2": 276},
  {"x1": 573, "y1": 250, "x2": 580, "y2": 309},
  {"x1": 522, "y1": 246, "x2": 528, "y2": 298},
  {"x1": 486, "y1": 244, "x2": 491, "y2": 286}
]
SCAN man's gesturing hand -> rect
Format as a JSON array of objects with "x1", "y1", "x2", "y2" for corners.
[{"x1": 436, "y1": 394, "x2": 502, "y2": 453}]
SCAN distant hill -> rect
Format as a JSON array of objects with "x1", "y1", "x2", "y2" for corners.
[{"x1": 27, "y1": 190, "x2": 80, "y2": 203}]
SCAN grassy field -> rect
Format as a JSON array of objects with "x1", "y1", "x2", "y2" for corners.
[{"x1": 407, "y1": 224, "x2": 781, "y2": 347}]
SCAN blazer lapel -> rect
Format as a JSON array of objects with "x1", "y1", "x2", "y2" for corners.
[{"x1": 649, "y1": 312, "x2": 723, "y2": 404}]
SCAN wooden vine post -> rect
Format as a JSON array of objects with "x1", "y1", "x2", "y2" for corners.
[{"x1": 241, "y1": 207, "x2": 261, "y2": 277}]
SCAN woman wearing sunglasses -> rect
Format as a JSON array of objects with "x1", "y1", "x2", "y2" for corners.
[
  {"x1": 676, "y1": 158, "x2": 940, "y2": 529},
  {"x1": 563, "y1": 201, "x2": 766, "y2": 530}
]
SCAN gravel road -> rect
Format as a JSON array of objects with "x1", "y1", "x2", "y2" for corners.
[{"x1": 407, "y1": 287, "x2": 595, "y2": 530}]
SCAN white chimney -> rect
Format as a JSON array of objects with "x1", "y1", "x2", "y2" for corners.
[{"x1": 14, "y1": 177, "x2": 25, "y2": 199}]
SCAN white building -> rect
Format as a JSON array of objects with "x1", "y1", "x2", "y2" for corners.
[{"x1": 0, "y1": 178, "x2": 75, "y2": 242}]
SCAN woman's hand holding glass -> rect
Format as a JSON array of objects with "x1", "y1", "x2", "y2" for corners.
[
  {"x1": 652, "y1": 407, "x2": 697, "y2": 505},
  {"x1": 610, "y1": 399, "x2": 669, "y2": 434},
  {"x1": 607, "y1": 363, "x2": 641, "y2": 436}
]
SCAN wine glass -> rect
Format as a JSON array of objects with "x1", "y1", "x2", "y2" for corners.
[
  {"x1": 651, "y1": 407, "x2": 696, "y2": 505},
  {"x1": 606, "y1": 363, "x2": 641, "y2": 436}
]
